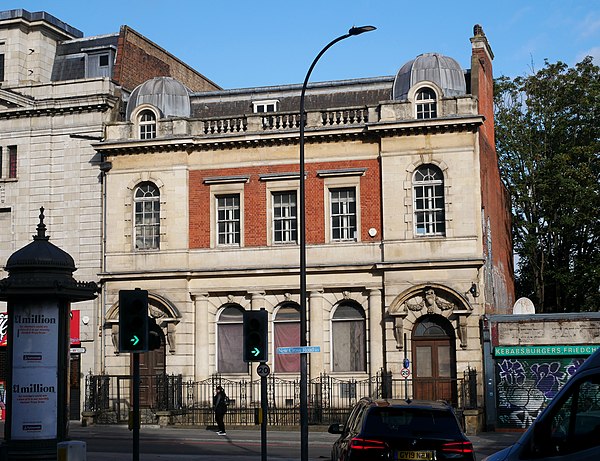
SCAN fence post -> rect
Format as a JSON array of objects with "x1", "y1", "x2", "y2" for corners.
[{"x1": 379, "y1": 368, "x2": 392, "y2": 399}]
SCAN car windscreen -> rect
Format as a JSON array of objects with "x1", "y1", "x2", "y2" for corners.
[{"x1": 363, "y1": 407, "x2": 462, "y2": 438}]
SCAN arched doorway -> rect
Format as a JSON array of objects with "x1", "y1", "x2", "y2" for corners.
[{"x1": 412, "y1": 315, "x2": 457, "y2": 404}]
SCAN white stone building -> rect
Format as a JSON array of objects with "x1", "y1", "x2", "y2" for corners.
[{"x1": 0, "y1": 9, "x2": 218, "y2": 418}]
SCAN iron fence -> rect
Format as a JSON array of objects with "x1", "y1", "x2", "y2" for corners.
[{"x1": 84, "y1": 368, "x2": 477, "y2": 426}]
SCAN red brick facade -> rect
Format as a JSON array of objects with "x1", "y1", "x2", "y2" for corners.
[
  {"x1": 189, "y1": 159, "x2": 381, "y2": 248},
  {"x1": 471, "y1": 34, "x2": 515, "y2": 312}
]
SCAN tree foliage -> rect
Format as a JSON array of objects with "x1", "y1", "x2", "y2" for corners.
[{"x1": 494, "y1": 57, "x2": 600, "y2": 312}]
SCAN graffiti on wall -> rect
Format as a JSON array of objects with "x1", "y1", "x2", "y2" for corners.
[{"x1": 495, "y1": 357, "x2": 585, "y2": 429}]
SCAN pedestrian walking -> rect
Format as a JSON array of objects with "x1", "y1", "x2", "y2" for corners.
[{"x1": 213, "y1": 385, "x2": 228, "y2": 435}]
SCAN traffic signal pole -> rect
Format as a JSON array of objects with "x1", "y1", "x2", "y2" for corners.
[
  {"x1": 133, "y1": 352, "x2": 140, "y2": 461},
  {"x1": 260, "y1": 368, "x2": 267, "y2": 461}
]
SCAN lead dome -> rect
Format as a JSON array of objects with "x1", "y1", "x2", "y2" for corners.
[
  {"x1": 126, "y1": 76, "x2": 191, "y2": 120},
  {"x1": 392, "y1": 52, "x2": 466, "y2": 101}
]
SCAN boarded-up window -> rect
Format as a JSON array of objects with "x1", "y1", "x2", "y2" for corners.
[
  {"x1": 332, "y1": 303, "x2": 366, "y2": 372},
  {"x1": 274, "y1": 304, "x2": 300, "y2": 372},
  {"x1": 217, "y1": 305, "x2": 246, "y2": 373}
]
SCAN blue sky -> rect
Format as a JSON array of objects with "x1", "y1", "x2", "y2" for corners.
[{"x1": 6, "y1": 1, "x2": 600, "y2": 89}]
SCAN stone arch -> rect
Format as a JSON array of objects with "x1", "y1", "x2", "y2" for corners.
[
  {"x1": 106, "y1": 291, "x2": 181, "y2": 354},
  {"x1": 388, "y1": 283, "x2": 472, "y2": 350}
]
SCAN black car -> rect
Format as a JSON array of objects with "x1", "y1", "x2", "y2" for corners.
[{"x1": 328, "y1": 397, "x2": 475, "y2": 461}]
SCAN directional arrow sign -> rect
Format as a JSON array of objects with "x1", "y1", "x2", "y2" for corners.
[
  {"x1": 252, "y1": 347, "x2": 260, "y2": 357},
  {"x1": 131, "y1": 335, "x2": 140, "y2": 346}
]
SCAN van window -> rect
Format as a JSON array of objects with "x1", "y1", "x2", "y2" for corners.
[{"x1": 539, "y1": 376, "x2": 600, "y2": 456}]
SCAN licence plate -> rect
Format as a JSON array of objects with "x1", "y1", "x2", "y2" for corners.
[{"x1": 395, "y1": 451, "x2": 434, "y2": 460}]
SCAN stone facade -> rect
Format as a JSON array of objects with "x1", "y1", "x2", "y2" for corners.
[
  {"x1": 96, "y1": 25, "x2": 514, "y2": 415},
  {"x1": 0, "y1": 8, "x2": 219, "y2": 417}
]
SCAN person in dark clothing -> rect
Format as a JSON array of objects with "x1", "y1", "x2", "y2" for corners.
[{"x1": 213, "y1": 385, "x2": 228, "y2": 435}]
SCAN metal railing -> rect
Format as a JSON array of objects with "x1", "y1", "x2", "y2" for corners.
[{"x1": 84, "y1": 368, "x2": 477, "y2": 426}]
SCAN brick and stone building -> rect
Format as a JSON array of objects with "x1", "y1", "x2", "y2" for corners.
[{"x1": 95, "y1": 24, "x2": 514, "y2": 420}]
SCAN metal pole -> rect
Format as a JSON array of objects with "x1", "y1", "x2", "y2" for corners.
[
  {"x1": 299, "y1": 25, "x2": 375, "y2": 461},
  {"x1": 261, "y1": 372, "x2": 267, "y2": 461},
  {"x1": 133, "y1": 353, "x2": 140, "y2": 461}
]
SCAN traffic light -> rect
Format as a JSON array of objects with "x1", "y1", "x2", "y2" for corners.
[
  {"x1": 148, "y1": 317, "x2": 163, "y2": 351},
  {"x1": 119, "y1": 289, "x2": 148, "y2": 353},
  {"x1": 243, "y1": 310, "x2": 268, "y2": 362}
]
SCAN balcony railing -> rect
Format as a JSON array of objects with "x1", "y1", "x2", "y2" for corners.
[{"x1": 199, "y1": 106, "x2": 370, "y2": 136}]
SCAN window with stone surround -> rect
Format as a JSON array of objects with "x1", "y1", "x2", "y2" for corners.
[
  {"x1": 413, "y1": 164, "x2": 445, "y2": 236},
  {"x1": 139, "y1": 110, "x2": 157, "y2": 140},
  {"x1": 272, "y1": 191, "x2": 297, "y2": 244},
  {"x1": 332, "y1": 302, "x2": 366, "y2": 372},
  {"x1": 216, "y1": 194, "x2": 241, "y2": 246},
  {"x1": 217, "y1": 305, "x2": 246, "y2": 373},
  {"x1": 416, "y1": 87, "x2": 437, "y2": 119},
  {"x1": 134, "y1": 182, "x2": 160, "y2": 250},
  {"x1": 330, "y1": 187, "x2": 357, "y2": 241},
  {"x1": 274, "y1": 304, "x2": 300, "y2": 373},
  {"x1": 8, "y1": 146, "x2": 17, "y2": 179}
]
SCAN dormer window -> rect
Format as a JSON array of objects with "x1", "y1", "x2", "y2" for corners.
[
  {"x1": 139, "y1": 110, "x2": 157, "y2": 139},
  {"x1": 253, "y1": 100, "x2": 279, "y2": 113},
  {"x1": 84, "y1": 47, "x2": 115, "y2": 78},
  {"x1": 416, "y1": 87, "x2": 437, "y2": 119}
]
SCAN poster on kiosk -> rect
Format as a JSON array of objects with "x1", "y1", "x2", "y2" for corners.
[{"x1": 10, "y1": 302, "x2": 59, "y2": 440}]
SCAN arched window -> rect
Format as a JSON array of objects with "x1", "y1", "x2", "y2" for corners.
[
  {"x1": 217, "y1": 305, "x2": 246, "y2": 373},
  {"x1": 413, "y1": 165, "x2": 445, "y2": 236},
  {"x1": 274, "y1": 304, "x2": 300, "y2": 373},
  {"x1": 138, "y1": 109, "x2": 157, "y2": 139},
  {"x1": 415, "y1": 87, "x2": 437, "y2": 119},
  {"x1": 332, "y1": 302, "x2": 366, "y2": 372},
  {"x1": 134, "y1": 182, "x2": 160, "y2": 250}
]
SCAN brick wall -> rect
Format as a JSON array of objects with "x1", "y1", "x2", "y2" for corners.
[
  {"x1": 113, "y1": 26, "x2": 220, "y2": 92},
  {"x1": 471, "y1": 30, "x2": 515, "y2": 311},
  {"x1": 189, "y1": 159, "x2": 381, "y2": 248}
]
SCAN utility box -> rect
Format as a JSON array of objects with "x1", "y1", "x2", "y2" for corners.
[{"x1": 57, "y1": 440, "x2": 86, "y2": 461}]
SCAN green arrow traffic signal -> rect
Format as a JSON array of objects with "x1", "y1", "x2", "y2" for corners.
[
  {"x1": 118, "y1": 289, "x2": 149, "y2": 353},
  {"x1": 243, "y1": 310, "x2": 268, "y2": 362}
]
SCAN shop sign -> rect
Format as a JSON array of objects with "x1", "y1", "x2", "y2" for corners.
[{"x1": 495, "y1": 345, "x2": 600, "y2": 357}]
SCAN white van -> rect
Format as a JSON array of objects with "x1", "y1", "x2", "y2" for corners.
[{"x1": 484, "y1": 347, "x2": 600, "y2": 461}]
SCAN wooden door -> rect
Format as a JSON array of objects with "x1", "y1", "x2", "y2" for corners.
[
  {"x1": 412, "y1": 316, "x2": 457, "y2": 404},
  {"x1": 132, "y1": 332, "x2": 166, "y2": 408}
]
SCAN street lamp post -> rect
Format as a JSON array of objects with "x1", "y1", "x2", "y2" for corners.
[{"x1": 298, "y1": 25, "x2": 376, "y2": 461}]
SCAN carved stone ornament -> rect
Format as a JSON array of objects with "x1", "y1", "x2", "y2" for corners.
[
  {"x1": 389, "y1": 285, "x2": 471, "y2": 350},
  {"x1": 394, "y1": 317, "x2": 404, "y2": 350},
  {"x1": 404, "y1": 287, "x2": 457, "y2": 314}
]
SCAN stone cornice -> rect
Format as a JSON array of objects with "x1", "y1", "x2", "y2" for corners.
[
  {"x1": 0, "y1": 93, "x2": 119, "y2": 119},
  {"x1": 93, "y1": 116, "x2": 483, "y2": 155}
]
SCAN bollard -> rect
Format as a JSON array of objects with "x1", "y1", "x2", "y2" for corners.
[{"x1": 57, "y1": 441, "x2": 86, "y2": 461}]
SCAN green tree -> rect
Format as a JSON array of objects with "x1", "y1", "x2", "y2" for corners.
[{"x1": 494, "y1": 57, "x2": 600, "y2": 312}]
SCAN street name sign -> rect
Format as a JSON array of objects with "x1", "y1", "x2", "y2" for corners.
[{"x1": 276, "y1": 346, "x2": 321, "y2": 354}]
